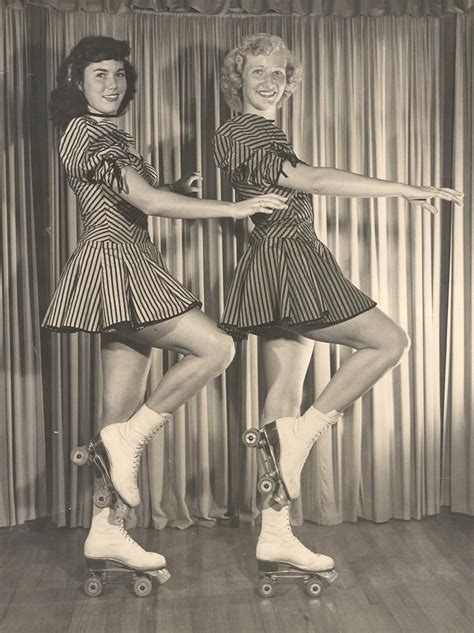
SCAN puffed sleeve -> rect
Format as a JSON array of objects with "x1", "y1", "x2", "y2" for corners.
[
  {"x1": 59, "y1": 117, "x2": 138, "y2": 193},
  {"x1": 213, "y1": 125, "x2": 302, "y2": 189}
]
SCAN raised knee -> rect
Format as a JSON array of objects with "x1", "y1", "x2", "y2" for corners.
[
  {"x1": 210, "y1": 333, "x2": 236, "y2": 373},
  {"x1": 385, "y1": 329, "x2": 411, "y2": 367}
]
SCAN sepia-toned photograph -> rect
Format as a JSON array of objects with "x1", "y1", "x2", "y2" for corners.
[{"x1": 0, "y1": 1, "x2": 472, "y2": 631}]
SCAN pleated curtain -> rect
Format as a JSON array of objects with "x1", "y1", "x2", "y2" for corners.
[{"x1": 0, "y1": 4, "x2": 472, "y2": 528}]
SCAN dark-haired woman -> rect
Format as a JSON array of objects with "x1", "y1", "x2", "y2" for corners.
[
  {"x1": 214, "y1": 34, "x2": 463, "y2": 582},
  {"x1": 43, "y1": 36, "x2": 287, "y2": 582}
]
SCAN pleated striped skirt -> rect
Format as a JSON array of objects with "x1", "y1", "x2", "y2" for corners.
[
  {"x1": 220, "y1": 235, "x2": 376, "y2": 340},
  {"x1": 42, "y1": 240, "x2": 201, "y2": 333}
]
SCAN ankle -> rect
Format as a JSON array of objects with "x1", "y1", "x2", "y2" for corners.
[{"x1": 127, "y1": 405, "x2": 171, "y2": 437}]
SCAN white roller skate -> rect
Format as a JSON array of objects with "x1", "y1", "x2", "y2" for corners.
[
  {"x1": 83, "y1": 507, "x2": 170, "y2": 597},
  {"x1": 255, "y1": 505, "x2": 338, "y2": 598},
  {"x1": 243, "y1": 408, "x2": 342, "y2": 503},
  {"x1": 71, "y1": 412, "x2": 170, "y2": 508}
]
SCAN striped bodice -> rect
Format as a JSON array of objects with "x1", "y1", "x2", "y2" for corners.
[
  {"x1": 59, "y1": 116, "x2": 157, "y2": 243},
  {"x1": 213, "y1": 113, "x2": 315, "y2": 243}
]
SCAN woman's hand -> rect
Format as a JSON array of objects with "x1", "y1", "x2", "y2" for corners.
[
  {"x1": 231, "y1": 194, "x2": 288, "y2": 219},
  {"x1": 172, "y1": 172, "x2": 203, "y2": 196},
  {"x1": 402, "y1": 185, "x2": 464, "y2": 215}
]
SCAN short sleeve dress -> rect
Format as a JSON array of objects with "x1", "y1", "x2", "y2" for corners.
[
  {"x1": 42, "y1": 116, "x2": 201, "y2": 333},
  {"x1": 213, "y1": 112, "x2": 376, "y2": 340}
]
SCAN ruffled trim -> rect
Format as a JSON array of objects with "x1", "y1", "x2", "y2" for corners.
[
  {"x1": 87, "y1": 126, "x2": 137, "y2": 193},
  {"x1": 60, "y1": 117, "x2": 158, "y2": 192},
  {"x1": 220, "y1": 305, "x2": 377, "y2": 341},
  {"x1": 231, "y1": 142, "x2": 303, "y2": 188}
]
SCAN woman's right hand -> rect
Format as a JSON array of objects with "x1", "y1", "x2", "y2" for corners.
[{"x1": 231, "y1": 194, "x2": 288, "y2": 219}]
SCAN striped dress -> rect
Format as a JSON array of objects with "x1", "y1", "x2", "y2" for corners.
[
  {"x1": 42, "y1": 115, "x2": 200, "y2": 333},
  {"x1": 213, "y1": 112, "x2": 376, "y2": 340}
]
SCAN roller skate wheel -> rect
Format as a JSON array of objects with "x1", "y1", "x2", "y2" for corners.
[
  {"x1": 257, "y1": 475, "x2": 276, "y2": 495},
  {"x1": 71, "y1": 446, "x2": 90, "y2": 466},
  {"x1": 306, "y1": 579, "x2": 323, "y2": 598},
  {"x1": 242, "y1": 429, "x2": 260, "y2": 448},
  {"x1": 93, "y1": 488, "x2": 113, "y2": 508},
  {"x1": 133, "y1": 576, "x2": 152, "y2": 597},
  {"x1": 84, "y1": 576, "x2": 103, "y2": 597},
  {"x1": 258, "y1": 578, "x2": 275, "y2": 598}
]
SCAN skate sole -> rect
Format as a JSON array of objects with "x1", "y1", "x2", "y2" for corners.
[
  {"x1": 84, "y1": 557, "x2": 170, "y2": 597},
  {"x1": 256, "y1": 560, "x2": 338, "y2": 598}
]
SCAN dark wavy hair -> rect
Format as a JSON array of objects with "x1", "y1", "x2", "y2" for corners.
[{"x1": 49, "y1": 36, "x2": 137, "y2": 127}]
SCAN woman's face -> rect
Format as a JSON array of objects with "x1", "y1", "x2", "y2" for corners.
[
  {"x1": 241, "y1": 51, "x2": 287, "y2": 117},
  {"x1": 80, "y1": 59, "x2": 127, "y2": 115}
]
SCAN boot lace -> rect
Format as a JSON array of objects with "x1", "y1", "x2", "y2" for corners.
[
  {"x1": 291, "y1": 420, "x2": 337, "y2": 488},
  {"x1": 300, "y1": 414, "x2": 341, "y2": 470},
  {"x1": 283, "y1": 508, "x2": 325, "y2": 559},
  {"x1": 130, "y1": 420, "x2": 168, "y2": 483},
  {"x1": 118, "y1": 518, "x2": 143, "y2": 551}
]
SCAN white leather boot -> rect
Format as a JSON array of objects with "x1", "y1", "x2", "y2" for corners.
[
  {"x1": 99, "y1": 408, "x2": 171, "y2": 507},
  {"x1": 265, "y1": 407, "x2": 342, "y2": 500},
  {"x1": 257, "y1": 505, "x2": 334, "y2": 572},
  {"x1": 84, "y1": 506, "x2": 167, "y2": 573}
]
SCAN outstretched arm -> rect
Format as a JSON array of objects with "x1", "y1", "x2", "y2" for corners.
[
  {"x1": 118, "y1": 166, "x2": 287, "y2": 220},
  {"x1": 279, "y1": 162, "x2": 463, "y2": 213}
]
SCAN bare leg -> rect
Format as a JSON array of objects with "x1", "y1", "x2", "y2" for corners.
[
  {"x1": 116, "y1": 308, "x2": 235, "y2": 414},
  {"x1": 268, "y1": 307, "x2": 410, "y2": 500},
  {"x1": 86, "y1": 337, "x2": 168, "y2": 577},
  {"x1": 98, "y1": 335, "x2": 153, "y2": 524},
  {"x1": 255, "y1": 329, "x2": 334, "y2": 573},
  {"x1": 100, "y1": 334, "x2": 153, "y2": 426},
  {"x1": 287, "y1": 307, "x2": 410, "y2": 413},
  {"x1": 97, "y1": 308, "x2": 235, "y2": 507},
  {"x1": 85, "y1": 311, "x2": 234, "y2": 575},
  {"x1": 260, "y1": 328, "x2": 315, "y2": 423},
  {"x1": 258, "y1": 328, "x2": 314, "y2": 508}
]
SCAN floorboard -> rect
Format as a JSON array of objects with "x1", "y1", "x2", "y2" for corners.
[{"x1": 0, "y1": 513, "x2": 472, "y2": 633}]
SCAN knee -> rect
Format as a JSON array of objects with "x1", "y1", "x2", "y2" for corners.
[
  {"x1": 208, "y1": 333, "x2": 236, "y2": 374},
  {"x1": 384, "y1": 328, "x2": 411, "y2": 368}
]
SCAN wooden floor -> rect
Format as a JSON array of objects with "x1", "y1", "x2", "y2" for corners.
[{"x1": 0, "y1": 513, "x2": 472, "y2": 633}]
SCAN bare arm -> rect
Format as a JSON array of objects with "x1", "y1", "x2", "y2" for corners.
[
  {"x1": 119, "y1": 166, "x2": 287, "y2": 220},
  {"x1": 279, "y1": 162, "x2": 463, "y2": 213}
]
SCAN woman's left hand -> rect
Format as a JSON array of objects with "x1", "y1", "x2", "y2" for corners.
[
  {"x1": 172, "y1": 172, "x2": 203, "y2": 196},
  {"x1": 403, "y1": 186, "x2": 464, "y2": 214}
]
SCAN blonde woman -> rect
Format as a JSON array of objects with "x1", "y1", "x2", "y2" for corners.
[{"x1": 214, "y1": 33, "x2": 463, "y2": 593}]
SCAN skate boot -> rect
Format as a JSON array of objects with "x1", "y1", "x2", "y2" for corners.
[
  {"x1": 83, "y1": 507, "x2": 170, "y2": 597},
  {"x1": 243, "y1": 407, "x2": 342, "y2": 502},
  {"x1": 255, "y1": 505, "x2": 338, "y2": 598},
  {"x1": 71, "y1": 409, "x2": 171, "y2": 508}
]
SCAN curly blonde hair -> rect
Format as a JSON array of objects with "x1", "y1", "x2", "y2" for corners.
[{"x1": 220, "y1": 33, "x2": 302, "y2": 112}]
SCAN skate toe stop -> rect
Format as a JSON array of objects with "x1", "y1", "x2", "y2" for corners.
[{"x1": 150, "y1": 568, "x2": 171, "y2": 584}]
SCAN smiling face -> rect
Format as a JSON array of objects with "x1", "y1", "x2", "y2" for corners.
[
  {"x1": 81, "y1": 59, "x2": 127, "y2": 116},
  {"x1": 241, "y1": 52, "x2": 287, "y2": 119}
]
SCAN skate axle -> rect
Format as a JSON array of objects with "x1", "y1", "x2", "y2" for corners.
[
  {"x1": 256, "y1": 560, "x2": 338, "y2": 598},
  {"x1": 242, "y1": 425, "x2": 291, "y2": 504},
  {"x1": 83, "y1": 557, "x2": 170, "y2": 597},
  {"x1": 71, "y1": 436, "x2": 119, "y2": 510}
]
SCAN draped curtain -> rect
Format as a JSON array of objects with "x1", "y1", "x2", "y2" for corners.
[
  {"x1": 1, "y1": 4, "x2": 472, "y2": 528},
  {"x1": 3, "y1": 0, "x2": 474, "y2": 15}
]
